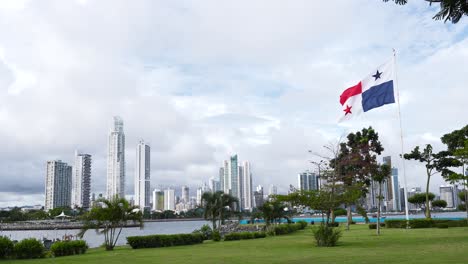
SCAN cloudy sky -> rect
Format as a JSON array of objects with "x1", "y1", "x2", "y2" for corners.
[{"x1": 0, "y1": 0, "x2": 466, "y2": 207}]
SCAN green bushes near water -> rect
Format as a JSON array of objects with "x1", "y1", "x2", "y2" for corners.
[
  {"x1": 385, "y1": 219, "x2": 468, "y2": 228},
  {"x1": 13, "y1": 238, "x2": 46, "y2": 259},
  {"x1": 273, "y1": 221, "x2": 308, "y2": 235},
  {"x1": 50, "y1": 240, "x2": 88, "y2": 257},
  {"x1": 0, "y1": 236, "x2": 14, "y2": 259},
  {"x1": 224, "y1": 232, "x2": 266, "y2": 241},
  {"x1": 127, "y1": 233, "x2": 204, "y2": 249},
  {"x1": 368, "y1": 223, "x2": 386, "y2": 229}
]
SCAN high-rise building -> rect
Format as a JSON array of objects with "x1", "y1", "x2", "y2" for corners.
[
  {"x1": 254, "y1": 185, "x2": 264, "y2": 208},
  {"x1": 407, "y1": 187, "x2": 422, "y2": 211},
  {"x1": 268, "y1": 185, "x2": 278, "y2": 196},
  {"x1": 209, "y1": 177, "x2": 220, "y2": 193},
  {"x1": 181, "y1": 186, "x2": 189, "y2": 203},
  {"x1": 164, "y1": 189, "x2": 175, "y2": 211},
  {"x1": 72, "y1": 151, "x2": 92, "y2": 209},
  {"x1": 222, "y1": 160, "x2": 230, "y2": 194},
  {"x1": 242, "y1": 161, "x2": 253, "y2": 211},
  {"x1": 391, "y1": 168, "x2": 400, "y2": 211},
  {"x1": 196, "y1": 187, "x2": 203, "y2": 206},
  {"x1": 152, "y1": 189, "x2": 164, "y2": 211},
  {"x1": 440, "y1": 185, "x2": 455, "y2": 208},
  {"x1": 297, "y1": 171, "x2": 318, "y2": 191},
  {"x1": 45, "y1": 160, "x2": 72, "y2": 211},
  {"x1": 135, "y1": 140, "x2": 150, "y2": 209},
  {"x1": 107, "y1": 116, "x2": 126, "y2": 199}
]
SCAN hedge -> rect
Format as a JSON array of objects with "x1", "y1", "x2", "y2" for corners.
[
  {"x1": 385, "y1": 219, "x2": 468, "y2": 229},
  {"x1": 273, "y1": 221, "x2": 308, "y2": 235},
  {"x1": 127, "y1": 233, "x2": 204, "y2": 249},
  {"x1": 14, "y1": 238, "x2": 45, "y2": 259},
  {"x1": 368, "y1": 223, "x2": 386, "y2": 229},
  {"x1": 0, "y1": 236, "x2": 14, "y2": 259},
  {"x1": 50, "y1": 240, "x2": 88, "y2": 257},
  {"x1": 224, "y1": 232, "x2": 266, "y2": 241}
]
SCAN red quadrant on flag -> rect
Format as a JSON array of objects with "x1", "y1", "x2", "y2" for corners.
[{"x1": 339, "y1": 82, "x2": 362, "y2": 105}]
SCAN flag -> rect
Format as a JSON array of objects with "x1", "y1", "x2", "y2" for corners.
[{"x1": 339, "y1": 59, "x2": 395, "y2": 122}]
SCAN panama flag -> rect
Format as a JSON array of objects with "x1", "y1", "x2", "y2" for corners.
[{"x1": 339, "y1": 59, "x2": 395, "y2": 122}]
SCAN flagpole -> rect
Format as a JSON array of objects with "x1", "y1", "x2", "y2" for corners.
[{"x1": 393, "y1": 49, "x2": 410, "y2": 226}]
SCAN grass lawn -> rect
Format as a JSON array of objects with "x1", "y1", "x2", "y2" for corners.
[{"x1": 5, "y1": 225, "x2": 468, "y2": 264}]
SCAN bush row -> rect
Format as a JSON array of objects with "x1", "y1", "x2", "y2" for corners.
[
  {"x1": 385, "y1": 219, "x2": 468, "y2": 229},
  {"x1": 0, "y1": 237, "x2": 45, "y2": 259},
  {"x1": 127, "y1": 233, "x2": 204, "y2": 249},
  {"x1": 273, "y1": 221, "x2": 308, "y2": 235},
  {"x1": 50, "y1": 240, "x2": 88, "y2": 257},
  {"x1": 224, "y1": 232, "x2": 266, "y2": 241},
  {"x1": 368, "y1": 223, "x2": 386, "y2": 229}
]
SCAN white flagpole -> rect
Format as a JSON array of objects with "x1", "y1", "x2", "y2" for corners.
[{"x1": 393, "y1": 49, "x2": 410, "y2": 225}]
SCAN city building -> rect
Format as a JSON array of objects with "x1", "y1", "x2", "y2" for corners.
[
  {"x1": 440, "y1": 185, "x2": 455, "y2": 208},
  {"x1": 209, "y1": 177, "x2": 220, "y2": 193},
  {"x1": 254, "y1": 185, "x2": 264, "y2": 208},
  {"x1": 297, "y1": 171, "x2": 318, "y2": 191},
  {"x1": 181, "y1": 186, "x2": 189, "y2": 204},
  {"x1": 106, "y1": 116, "x2": 126, "y2": 199},
  {"x1": 268, "y1": 185, "x2": 278, "y2": 196},
  {"x1": 72, "y1": 151, "x2": 92, "y2": 209},
  {"x1": 407, "y1": 187, "x2": 422, "y2": 211},
  {"x1": 230, "y1": 155, "x2": 240, "y2": 200},
  {"x1": 196, "y1": 187, "x2": 203, "y2": 206},
  {"x1": 241, "y1": 161, "x2": 253, "y2": 211},
  {"x1": 45, "y1": 160, "x2": 72, "y2": 211},
  {"x1": 152, "y1": 189, "x2": 164, "y2": 211},
  {"x1": 391, "y1": 168, "x2": 401, "y2": 211},
  {"x1": 164, "y1": 189, "x2": 175, "y2": 211},
  {"x1": 135, "y1": 140, "x2": 151, "y2": 210}
]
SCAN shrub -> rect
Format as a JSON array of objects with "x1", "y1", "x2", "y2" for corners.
[
  {"x1": 212, "y1": 230, "x2": 221, "y2": 241},
  {"x1": 436, "y1": 223, "x2": 449, "y2": 229},
  {"x1": 0, "y1": 236, "x2": 14, "y2": 259},
  {"x1": 313, "y1": 224, "x2": 342, "y2": 247},
  {"x1": 327, "y1": 222, "x2": 339, "y2": 227},
  {"x1": 224, "y1": 232, "x2": 266, "y2": 241},
  {"x1": 273, "y1": 222, "x2": 307, "y2": 236},
  {"x1": 127, "y1": 233, "x2": 204, "y2": 249},
  {"x1": 385, "y1": 219, "x2": 406, "y2": 228},
  {"x1": 192, "y1": 224, "x2": 212, "y2": 240},
  {"x1": 368, "y1": 223, "x2": 385, "y2": 229},
  {"x1": 240, "y1": 232, "x2": 254, "y2": 240},
  {"x1": 14, "y1": 238, "x2": 45, "y2": 259},
  {"x1": 50, "y1": 240, "x2": 88, "y2": 257},
  {"x1": 224, "y1": 233, "x2": 241, "y2": 241},
  {"x1": 253, "y1": 232, "x2": 266, "y2": 238},
  {"x1": 409, "y1": 219, "x2": 433, "y2": 228}
]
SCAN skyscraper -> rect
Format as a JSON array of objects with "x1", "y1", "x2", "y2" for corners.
[
  {"x1": 164, "y1": 189, "x2": 175, "y2": 211},
  {"x1": 242, "y1": 161, "x2": 253, "y2": 211},
  {"x1": 181, "y1": 185, "x2": 189, "y2": 203},
  {"x1": 72, "y1": 151, "x2": 92, "y2": 209},
  {"x1": 152, "y1": 189, "x2": 164, "y2": 211},
  {"x1": 107, "y1": 116, "x2": 126, "y2": 199},
  {"x1": 45, "y1": 160, "x2": 72, "y2": 211},
  {"x1": 230, "y1": 155, "x2": 240, "y2": 200},
  {"x1": 391, "y1": 168, "x2": 400, "y2": 211},
  {"x1": 268, "y1": 185, "x2": 278, "y2": 196},
  {"x1": 209, "y1": 177, "x2": 220, "y2": 193},
  {"x1": 196, "y1": 187, "x2": 203, "y2": 206},
  {"x1": 135, "y1": 140, "x2": 150, "y2": 209},
  {"x1": 254, "y1": 185, "x2": 264, "y2": 208},
  {"x1": 297, "y1": 171, "x2": 318, "y2": 191},
  {"x1": 440, "y1": 185, "x2": 455, "y2": 208}
]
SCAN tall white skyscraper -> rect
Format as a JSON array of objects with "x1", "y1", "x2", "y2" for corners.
[
  {"x1": 222, "y1": 160, "x2": 230, "y2": 194},
  {"x1": 135, "y1": 140, "x2": 150, "y2": 209},
  {"x1": 107, "y1": 116, "x2": 126, "y2": 199},
  {"x1": 242, "y1": 161, "x2": 253, "y2": 211},
  {"x1": 196, "y1": 187, "x2": 203, "y2": 206},
  {"x1": 181, "y1": 185, "x2": 189, "y2": 203},
  {"x1": 72, "y1": 151, "x2": 92, "y2": 209},
  {"x1": 297, "y1": 171, "x2": 318, "y2": 191},
  {"x1": 164, "y1": 189, "x2": 175, "y2": 211},
  {"x1": 440, "y1": 185, "x2": 455, "y2": 208},
  {"x1": 45, "y1": 160, "x2": 72, "y2": 211},
  {"x1": 268, "y1": 185, "x2": 278, "y2": 196}
]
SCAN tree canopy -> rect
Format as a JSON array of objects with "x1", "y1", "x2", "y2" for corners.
[{"x1": 384, "y1": 0, "x2": 468, "y2": 23}]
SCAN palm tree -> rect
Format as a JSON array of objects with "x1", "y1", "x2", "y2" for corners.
[
  {"x1": 78, "y1": 196, "x2": 143, "y2": 250},
  {"x1": 260, "y1": 200, "x2": 288, "y2": 226},
  {"x1": 371, "y1": 164, "x2": 391, "y2": 235},
  {"x1": 201, "y1": 191, "x2": 238, "y2": 230}
]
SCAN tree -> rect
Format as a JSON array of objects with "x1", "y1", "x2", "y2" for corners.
[
  {"x1": 384, "y1": 0, "x2": 468, "y2": 23},
  {"x1": 201, "y1": 191, "x2": 238, "y2": 230},
  {"x1": 432, "y1": 200, "x2": 447, "y2": 208},
  {"x1": 259, "y1": 199, "x2": 288, "y2": 226},
  {"x1": 441, "y1": 125, "x2": 468, "y2": 219},
  {"x1": 404, "y1": 145, "x2": 456, "y2": 219},
  {"x1": 333, "y1": 127, "x2": 384, "y2": 230},
  {"x1": 408, "y1": 192, "x2": 435, "y2": 211},
  {"x1": 371, "y1": 164, "x2": 391, "y2": 235},
  {"x1": 78, "y1": 197, "x2": 143, "y2": 251}
]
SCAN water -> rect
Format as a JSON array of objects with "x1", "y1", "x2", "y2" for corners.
[
  {"x1": 240, "y1": 211, "x2": 467, "y2": 224},
  {"x1": 0, "y1": 220, "x2": 209, "y2": 248}
]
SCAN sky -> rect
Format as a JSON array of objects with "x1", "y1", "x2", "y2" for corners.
[{"x1": 0, "y1": 0, "x2": 466, "y2": 207}]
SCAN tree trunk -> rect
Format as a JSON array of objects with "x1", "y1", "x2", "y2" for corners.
[
  {"x1": 330, "y1": 209, "x2": 335, "y2": 224},
  {"x1": 425, "y1": 169, "x2": 431, "y2": 219},
  {"x1": 346, "y1": 206, "x2": 352, "y2": 231},
  {"x1": 377, "y1": 183, "x2": 382, "y2": 236}
]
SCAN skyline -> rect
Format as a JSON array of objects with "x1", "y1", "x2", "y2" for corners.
[{"x1": 0, "y1": 1, "x2": 467, "y2": 207}]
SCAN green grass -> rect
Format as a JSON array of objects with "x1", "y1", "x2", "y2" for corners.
[{"x1": 4, "y1": 225, "x2": 468, "y2": 264}]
